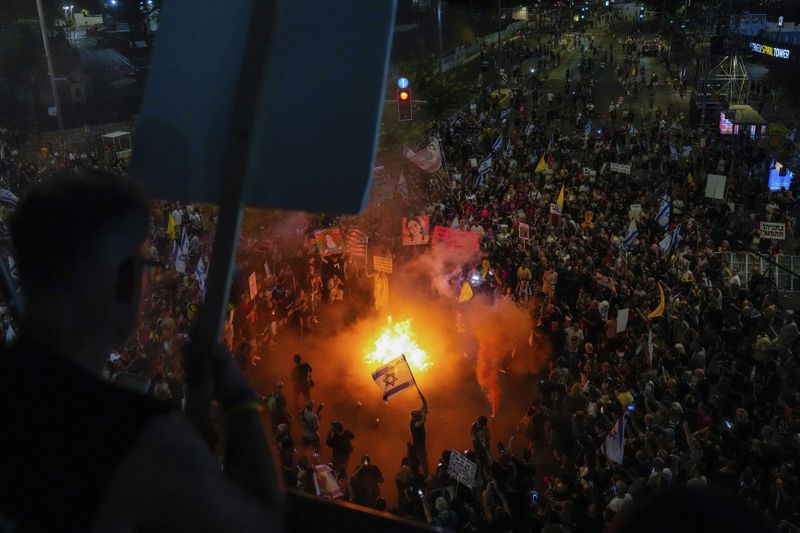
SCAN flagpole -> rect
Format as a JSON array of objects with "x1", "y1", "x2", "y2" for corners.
[{"x1": 401, "y1": 353, "x2": 425, "y2": 403}]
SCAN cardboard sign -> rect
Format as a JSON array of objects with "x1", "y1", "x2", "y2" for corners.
[
  {"x1": 705, "y1": 174, "x2": 726, "y2": 200},
  {"x1": 402, "y1": 215, "x2": 431, "y2": 246},
  {"x1": 373, "y1": 255, "x2": 393, "y2": 273},
  {"x1": 610, "y1": 162, "x2": 632, "y2": 175},
  {"x1": 447, "y1": 449, "x2": 477, "y2": 488},
  {"x1": 248, "y1": 272, "x2": 258, "y2": 300},
  {"x1": 760, "y1": 222, "x2": 786, "y2": 240},
  {"x1": 616, "y1": 308, "x2": 629, "y2": 333},
  {"x1": 432, "y1": 226, "x2": 480, "y2": 253},
  {"x1": 518, "y1": 222, "x2": 530, "y2": 240},
  {"x1": 629, "y1": 203, "x2": 642, "y2": 215}
]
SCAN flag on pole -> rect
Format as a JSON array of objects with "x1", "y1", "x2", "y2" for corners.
[
  {"x1": 313, "y1": 464, "x2": 344, "y2": 499},
  {"x1": 534, "y1": 155, "x2": 549, "y2": 173},
  {"x1": 505, "y1": 138, "x2": 513, "y2": 159},
  {"x1": 647, "y1": 329, "x2": 654, "y2": 367},
  {"x1": 457, "y1": 281, "x2": 474, "y2": 303},
  {"x1": 623, "y1": 220, "x2": 638, "y2": 249},
  {"x1": 647, "y1": 282, "x2": 666, "y2": 319},
  {"x1": 371, "y1": 355, "x2": 415, "y2": 401},
  {"x1": 345, "y1": 228, "x2": 368, "y2": 257},
  {"x1": 584, "y1": 120, "x2": 592, "y2": 136},
  {"x1": 556, "y1": 183, "x2": 565, "y2": 210},
  {"x1": 658, "y1": 225, "x2": 681, "y2": 254},
  {"x1": 195, "y1": 255, "x2": 208, "y2": 299},
  {"x1": 655, "y1": 193, "x2": 670, "y2": 228},
  {"x1": 492, "y1": 134, "x2": 503, "y2": 153},
  {"x1": 404, "y1": 139, "x2": 443, "y2": 173},
  {"x1": 475, "y1": 155, "x2": 492, "y2": 188},
  {"x1": 173, "y1": 228, "x2": 189, "y2": 274},
  {"x1": 524, "y1": 123, "x2": 534, "y2": 136},
  {"x1": 601, "y1": 416, "x2": 627, "y2": 464},
  {"x1": 686, "y1": 172, "x2": 696, "y2": 189},
  {"x1": 500, "y1": 108, "x2": 512, "y2": 120},
  {"x1": 166, "y1": 214, "x2": 177, "y2": 241}
]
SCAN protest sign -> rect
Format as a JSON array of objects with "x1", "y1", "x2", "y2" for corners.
[
  {"x1": 518, "y1": 222, "x2": 530, "y2": 240},
  {"x1": 402, "y1": 215, "x2": 431, "y2": 245},
  {"x1": 373, "y1": 256, "x2": 393, "y2": 273},
  {"x1": 314, "y1": 227, "x2": 345, "y2": 256},
  {"x1": 609, "y1": 162, "x2": 632, "y2": 175},
  {"x1": 705, "y1": 174, "x2": 726, "y2": 200},
  {"x1": 760, "y1": 222, "x2": 786, "y2": 240},
  {"x1": 248, "y1": 272, "x2": 258, "y2": 300},
  {"x1": 447, "y1": 449, "x2": 478, "y2": 488},
  {"x1": 432, "y1": 226, "x2": 480, "y2": 253},
  {"x1": 616, "y1": 309, "x2": 629, "y2": 333}
]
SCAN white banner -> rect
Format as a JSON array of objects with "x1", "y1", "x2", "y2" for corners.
[
  {"x1": 705, "y1": 174, "x2": 726, "y2": 200},
  {"x1": 760, "y1": 222, "x2": 786, "y2": 240},
  {"x1": 447, "y1": 449, "x2": 478, "y2": 488},
  {"x1": 616, "y1": 308, "x2": 629, "y2": 333},
  {"x1": 610, "y1": 162, "x2": 631, "y2": 175}
]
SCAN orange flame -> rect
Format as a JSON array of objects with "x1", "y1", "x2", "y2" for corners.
[{"x1": 364, "y1": 316, "x2": 431, "y2": 372}]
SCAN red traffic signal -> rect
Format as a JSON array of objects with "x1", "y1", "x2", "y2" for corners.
[{"x1": 397, "y1": 88, "x2": 412, "y2": 121}]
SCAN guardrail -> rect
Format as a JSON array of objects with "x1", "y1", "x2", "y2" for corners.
[{"x1": 716, "y1": 252, "x2": 800, "y2": 291}]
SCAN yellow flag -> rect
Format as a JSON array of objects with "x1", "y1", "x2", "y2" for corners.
[
  {"x1": 535, "y1": 155, "x2": 548, "y2": 173},
  {"x1": 687, "y1": 172, "x2": 696, "y2": 189},
  {"x1": 166, "y1": 214, "x2": 177, "y2": 240},
  {"x1": 647, "y1": 282, "x2": 665, "y2": 319},
  {"x1": 556, "y1": 183, "x2": 565, "y2": 210},
  {"x1": 458, "y1": 281, "x2": 474, "y2": 303}
]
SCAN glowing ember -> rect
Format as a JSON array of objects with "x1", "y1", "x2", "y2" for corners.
[{"x1": 364, "y1": 317, "x2": 431, "y2": 372}]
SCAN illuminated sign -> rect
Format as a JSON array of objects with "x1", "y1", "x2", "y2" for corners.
[{"x1": 750, "y1": 42, "x2": 791, "y2": 59}]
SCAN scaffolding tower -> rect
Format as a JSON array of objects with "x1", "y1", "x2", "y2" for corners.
[{"x1": 692, "y1": 54, "x2": 750, "y2": 124}]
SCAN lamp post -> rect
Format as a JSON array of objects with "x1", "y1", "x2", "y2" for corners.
[{"x1": 35, "y1": 0, "x2": 64, "y2": 131}]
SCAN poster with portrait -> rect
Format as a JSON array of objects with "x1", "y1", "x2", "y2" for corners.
[
  {"x1": 402, "y1": 215, "x2": 431, "y2": 246},
  {"x1": 518, "y1": 222, "x2": 530, "y2": 240},
  {"x1": 314, "y1": 227, "x2": 345, "y2": 256}
]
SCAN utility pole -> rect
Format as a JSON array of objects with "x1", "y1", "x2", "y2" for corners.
[
  {"x1": 497, "y1": 0, "x2": 501, "y2": 42},
  {"x1": 35, "y1": 0, "x2": 64, "y2": 132}
]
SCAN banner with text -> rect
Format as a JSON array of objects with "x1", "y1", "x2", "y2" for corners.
[
  {"x1": 432, "y1": 226, "x2": 480, "y2": 253},
  {"x1": 760, "y1": 222, "x2": 786, "y2": 240}
]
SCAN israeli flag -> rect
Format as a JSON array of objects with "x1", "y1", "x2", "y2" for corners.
[
  {"x1": 601, "y1": 416, "x2": 627, "y2": 464},
  {"x1": 500, "y1": 108, "x2": 512, "y2": 120},
  {"x1": 492, "y1": 134, "x2": 503, "y2": 153},
  {"x1": 524, "y1": 123, "x2": 534, "y2": 136},
  {"x1": 371, "y1": 355, "x2": 415, "y2": 401},
  {"x1": 659, "y1": 225, "x2": 681, "y2": 254},
  {"x1": 475, "y1": 155, "x2": 492, "y2": 187},
  {"x1": 584, "y1": 120, "x2": 592, "y2": 136},
  {"x1": 195, "y1": 256, "x2": 208, "y2": 300},
  {"x1": 173, "y1": 228, "x2": 189, "y2": 274},
  {"x1": 655, "y1": 193, "x2": 670, "y2": 228},
  {"x1": 623, "y1": 220, "x2": 638, "y2": 249},
  {"x1": 505, "y1": 138, "x2": 513, "y2": 158}
]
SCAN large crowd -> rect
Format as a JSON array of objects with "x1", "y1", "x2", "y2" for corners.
[{"x1": 2, "y1": 13, "x2": 800, "y2": 533}]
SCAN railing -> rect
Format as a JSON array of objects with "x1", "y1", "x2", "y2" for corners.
[
  {"x1": 715, "y1": 252, "x2": 800, "y2": 291},
  {"x1": 286, "y1": 490, "x2": 445, "y2": 533}
]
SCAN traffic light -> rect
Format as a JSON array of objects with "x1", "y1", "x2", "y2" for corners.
[{"x1": 397, "y1": 88, "x2": 412, "y2": 121}]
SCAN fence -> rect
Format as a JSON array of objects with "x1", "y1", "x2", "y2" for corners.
[{"x1": 716, "y1": 252, "x2": 800, "y2": 291}]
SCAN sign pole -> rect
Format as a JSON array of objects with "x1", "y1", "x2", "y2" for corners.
[{"x1": 185, "y1": 1, "x2": 279, "y2": 434}]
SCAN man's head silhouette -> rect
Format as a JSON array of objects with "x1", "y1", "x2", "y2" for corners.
[{"x1": 9, "y1": 169, "x2": 150, "y2": 373}]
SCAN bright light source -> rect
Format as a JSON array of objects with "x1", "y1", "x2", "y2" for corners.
[
  {"x1": 399, "y1": 90, "x2": 410, "y2": 101},
  {"x1": 397, "y1": 77, "x2": 409, "y2": 89}
]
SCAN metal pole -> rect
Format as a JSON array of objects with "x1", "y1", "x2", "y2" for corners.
[
  {"x1": 34, "y1": 0, "x2": 64, "y2": 131},
  {"x1": 437, "y1": 0, "x2": 443, "y2": 74}
]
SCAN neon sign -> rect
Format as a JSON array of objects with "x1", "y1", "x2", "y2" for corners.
[{"x1": 750, "y1": 42, "x2": 791, "y2": 59}]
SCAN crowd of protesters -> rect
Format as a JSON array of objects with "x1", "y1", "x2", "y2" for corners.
[{"x1": 2, "y1": 12, "x2": 800, "y2": 533}]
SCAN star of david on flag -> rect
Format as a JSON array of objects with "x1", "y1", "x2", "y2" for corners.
[{"x1": 371, "y1": 355, "x2": 415, "y2": 401}]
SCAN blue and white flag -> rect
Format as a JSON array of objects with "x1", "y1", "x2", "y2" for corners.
[
  {"x1": 0, "y1": 187, "x2": 19, "y2": 206},
  {"x1": 655, "y1": 193, "x2": 670, "y2": 229},
  {"x1": 173, "y1": 228, "x2": 189, "y2": 274},
  {"x1": 524, "y1": 123, "x2": 534, "y2": 136},
  {"x1": 505, "y1": 138, "x2": 513, "y2": 159},
  {"x1": 584, "y1": 120, "x2": 592, "y2": 136},
  {"x1": 195, "y1": 255, "x2": 208, "y2": 300},
  {"x1": 371, "y1": 355, "x2": 415, "y2": 401},
  {"x1": 492, "y1": 134, "x2": 503, "y2": 153},
  {"x1": 601, "y1": 416, "x2": 627, "y2": 464},
  {"x1": 475, "y1": 155, "x2": 492, "y2": 187},
  {"x1": 500, "y1": 108, "x2": 512, "y2": 120},
  {"x1": 623, "y1": 220, "x2": 638, "y2": 249},
  {"x1": 659, "y1": 225, "x2": 681, "y2": 254}
]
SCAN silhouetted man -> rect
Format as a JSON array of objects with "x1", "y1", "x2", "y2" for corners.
[{"x1": 0, "y1": 170, "x2": 283, "y2": 531}]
